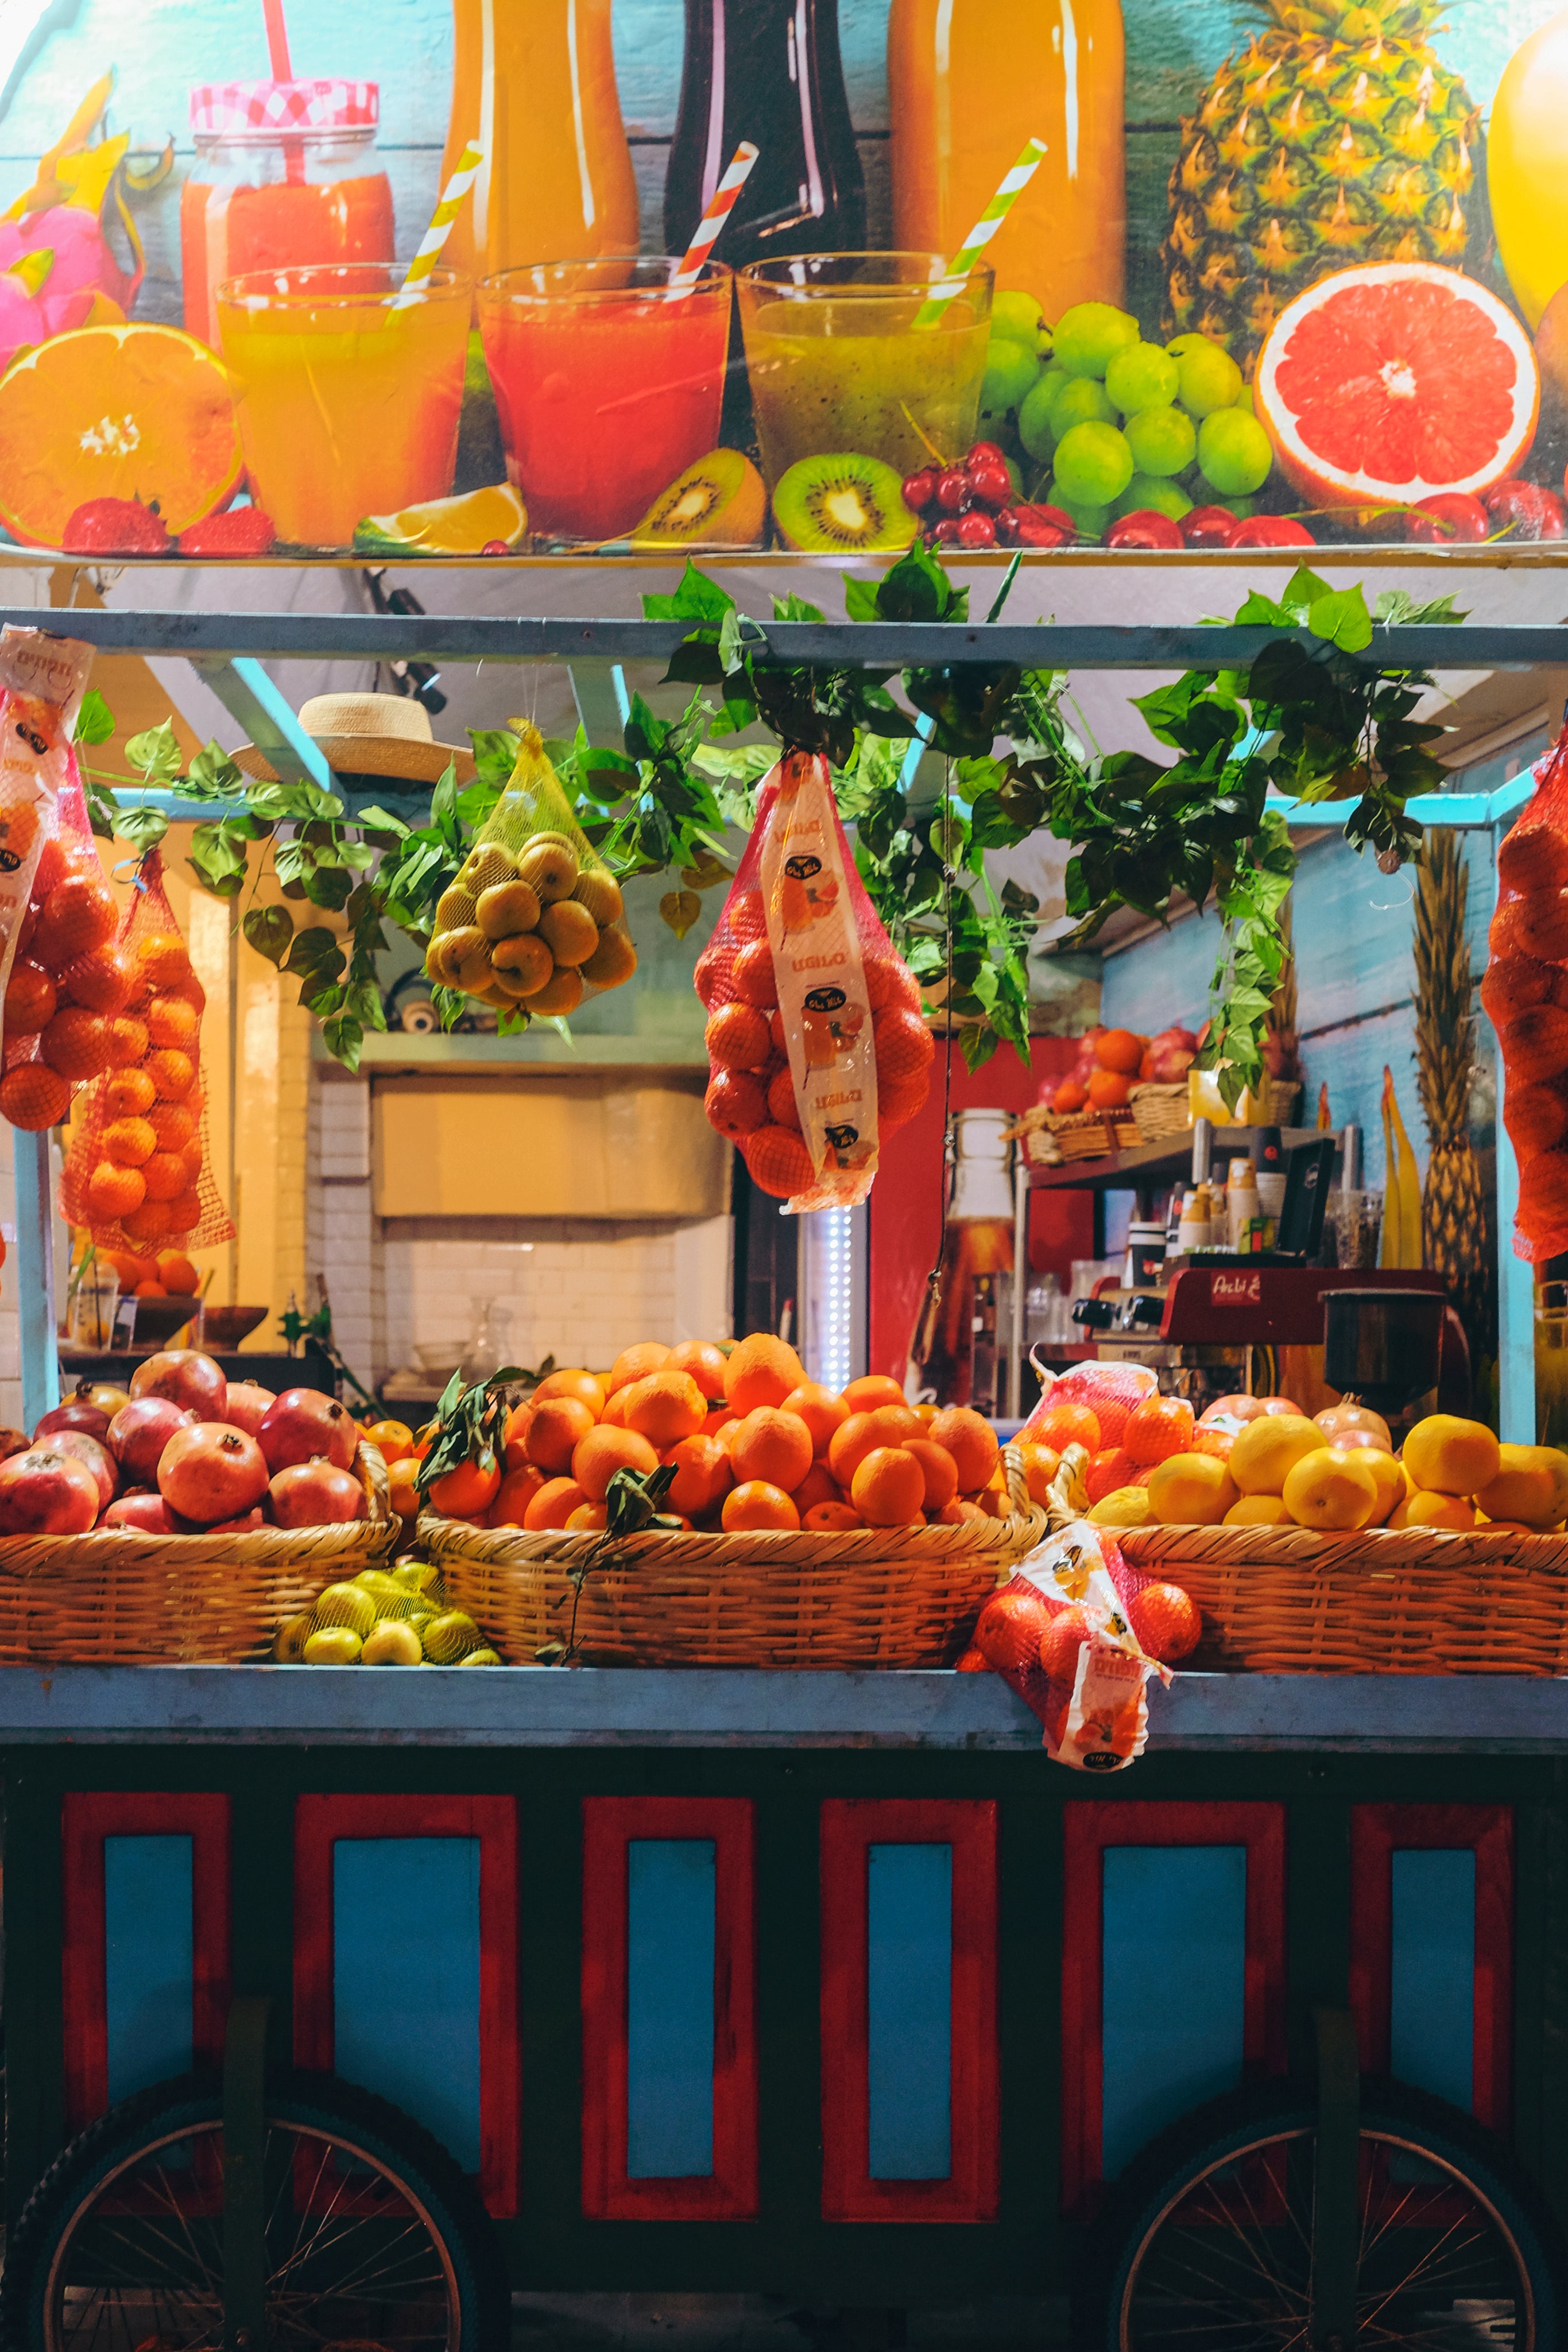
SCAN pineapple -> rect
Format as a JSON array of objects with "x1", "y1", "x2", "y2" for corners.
[
  {"x1": 1162, "y1": 0, "x2": 1481, "y2": 373},
  {"x1": 1414, "y1": 833, "x2": 1492, "y2": 1378}
]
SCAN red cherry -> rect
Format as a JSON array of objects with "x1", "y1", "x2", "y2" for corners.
[
  {"x1": 902, "y1": 469, "x2": 938, "y2": 513},
  {"x1": 1105, "y1": 509, "x2": 1184, "y2": 550},
  {"x1": 957, "y1": 509, "x2": 998, "y2": 547},
  {"x1": 1180, "y1": 504, "x2": 1240, "y2": 549},
  {"x1": 932, "y1": 517, "x2": 962, "y2": 545},
  {"x1": 967, "y1": 441, "x2": 1009, "y2": 468},
  {"x1": 480, "y1": 538, "x2": 511, "y2": 555},
  {"x1": 1483, "y1": 479, "x2": 1565, "y2": 541},
  {"x1": 1229, "y1": 514, "x2": 1317, "y2": 547},
  {"x1": 994, "y1": 508, "x2": 1021, "y2": 544},
  {"x1": 1012, "y1": 503, "x2": 1073, "y2": 548},
  {"x1": 1406, "y1": 493, "x2": 1489, "y2": 544},
  {"x1": 934, "y1": 468, "x2": 970, "y2": 512},
  {"x1": 968, "y1": 463, "x2": 1013, "y2": 511}
]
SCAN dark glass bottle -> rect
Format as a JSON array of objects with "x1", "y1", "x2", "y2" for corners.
[{"x1": 664, "y1": 0, "x2": 866, "y2": 265}]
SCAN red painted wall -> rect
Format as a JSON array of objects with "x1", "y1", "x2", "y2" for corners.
[{"x1": 868, "y1": 1038, "x2": 1091, "y2": 1382}]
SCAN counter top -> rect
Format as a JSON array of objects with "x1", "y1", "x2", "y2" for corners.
[{"x1": 0, "y1": 1666, "x2": 1565, "y2": 1750}]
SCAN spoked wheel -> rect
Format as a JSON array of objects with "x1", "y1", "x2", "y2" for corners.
[
  {"x1": 1089, "y1": 2079, "x2": 1567, "y2": 2352},
  {"x1": 0, "y1": 2072, "x2": 510, "y2": 2352}
]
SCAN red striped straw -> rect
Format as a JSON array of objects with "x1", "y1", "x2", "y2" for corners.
[{"x1": 666, "y1": 140, "x2": 760, "y2": 298}]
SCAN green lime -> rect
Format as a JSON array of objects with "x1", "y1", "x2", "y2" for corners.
[
  {"x1": 1051, "y1": 374, "x2": 1118, "y2": 434},
  {"x1": 981, "y1": 336, "x2": 1043, "y2": 413},
  {"x1": 1044, "y1": 482, "x2": 1112, "y2": 539},
  {"x1": 1112, "y1": 474, "x2": 1194, "y2": 521},
  {"x1": 1167, "y1": 333, "x2": 1244, "y2": 417},
  {"x1": 1018, "y1": 372, "x2": 1062, "y2": 462},
  {"x1": 1104, "y1": 340, "x2": 1180, "y2": 416},
  {"x1": 1053, "y1": 301, "x2": 1140, "y2": 380},
  {"x1": 1052, "y1": 420, "x2": 1134, "y2": 507},
  {"x1": 1197, "y1": 408, "x2": 1273, "y2": 496},
  {"x1": 992, "y1": 289, "x2": 1044, "y2": 346},
  {"x1": 1124, "y1": 404, "x2": 1197, "y2": 478}
]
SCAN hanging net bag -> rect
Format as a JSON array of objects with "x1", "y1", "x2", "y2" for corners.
[
  {"x1": 421, "y1": 724, "x2": 638, "y2": 1020},
  {"x1": 1485, "y1": 719, "x2": 1568, "y2": 1262},
  {"x1": 60, "y1": 846, "x2": 235, "y2": 1263},
  {"x1": 695, "y1": 748, "x2": 934, "y2": 1210}
]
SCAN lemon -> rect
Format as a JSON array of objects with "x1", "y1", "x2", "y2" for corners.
[
  {"x1": 1087, "y1": 1488, "x2": 1153, "y2": 1527},
  {"x1": 353, "y1": 480, "x2": 527, "y2": 556},
  {"x1": 362, "y1": 1619, "x2": 424, "y2": 1666}
]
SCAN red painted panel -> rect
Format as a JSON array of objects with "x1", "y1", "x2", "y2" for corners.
[
  {"x1": 61, "y1": 1792, "x2": 231, "y2": 2130},
  {"x1": 820, "y1": 1798, "x2": 999, "y2": 2223},
  {"x1": 293, "y1": 1794, "x2": 520, "y2": 2216},
  {"x1": 868, "y1": 1038, "x2": 1090, "y2": 1379},
  {"x1": 1060, "y1": 1801, "x2": 1288, "y2": 2214},
  {"x1": 580, "y1": 1796, "x2": 758, "y2": 2221},
  {"x1": 1348, "y1": 1804, "x2": 1513, "y2": 2132}
]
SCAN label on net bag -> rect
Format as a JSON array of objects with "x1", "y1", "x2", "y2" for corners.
[
  {"x1": 1004, "y1": 1524, "x2": 1172, "y2": 1773},
  {"x1": 759, "y1": 749, "x2": 880, "y2": 1213}
]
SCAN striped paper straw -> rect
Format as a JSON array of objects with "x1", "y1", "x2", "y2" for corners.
[
  {"x1": 915, "y1": 137, "x2": 1047, "y2": 326},
  {"x1": 666, "y1": 140, "x2": 760, "y2": 298},
  {"x1": 390, "y1": 141, "x2": 484, "y2": 311}
]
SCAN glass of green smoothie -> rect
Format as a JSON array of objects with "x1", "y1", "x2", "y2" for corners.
[{"x1": 737, "y1": 252, "x2": 993, "y2": 500}]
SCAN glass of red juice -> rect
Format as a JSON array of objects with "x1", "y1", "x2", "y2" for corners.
[{"x1": 477, "y1": 257, "x2": 733, "y2": 543}]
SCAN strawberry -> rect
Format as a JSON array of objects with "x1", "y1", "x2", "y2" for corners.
[
  {"x1": 176, "y1": 506, "x2": 277, "y2": 558},
  {"x1": 61, "y1": 498, "x2": 168, "y2": 556}
]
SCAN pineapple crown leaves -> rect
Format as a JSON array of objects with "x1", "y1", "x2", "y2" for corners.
[{"x1": 415, "y1": 1368, "x2": 526, "y2": 1499}]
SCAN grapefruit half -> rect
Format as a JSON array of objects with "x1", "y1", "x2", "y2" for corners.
[
  {"x1": 0, "y1": 324, "x2": 242, "y2": 548},
  {"x1": 1255, "y1": 262, "x2": 1539, "y2": 513}
]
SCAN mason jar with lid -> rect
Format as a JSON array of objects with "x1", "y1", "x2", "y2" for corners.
[{"x1": 181, "y1": 80, "x2": 395, "y2": 349}]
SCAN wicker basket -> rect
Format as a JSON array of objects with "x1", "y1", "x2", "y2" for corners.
[
  {"x1": 420, "y1": 1448, "x2": 1046, "y2": 1669},
  {"x1": 1119, "y1": 1519, "x2": 1568, "y2": 1676},
  {"x1": 1129, "y1": 1078, "x2": 1303, "y2": 1145},
  {"x1": 1016, "y1": 1107, "x2": 1141, "y2": 1169},
  {"x1": 0, "y1": 1441, "x2": 396, "y2": 1665}
]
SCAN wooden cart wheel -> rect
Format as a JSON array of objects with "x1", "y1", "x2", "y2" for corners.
[
  {"x1": 0, "y1": 2071, "x2": 510, "y2": 2352},
  {"x1": 1088, "y1": 2078, "x2": 1567, "y2": 2352}
]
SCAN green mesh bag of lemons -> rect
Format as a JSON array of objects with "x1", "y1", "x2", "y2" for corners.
[
  {"x1": 274, "y1": 1558, "x2": 502, "y2": 1666},
  {"x1": 423, "y1": 725, "x2": 637, "y2": 1020}
]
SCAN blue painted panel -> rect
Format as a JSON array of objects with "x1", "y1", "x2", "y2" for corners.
[
  {"x1": 1390, "y1": 1848, "x2": 1475, "y2": 2114},
  {"x1": 867, "y1": 1842, "x2": 951, "y2": 2181},
  {"x1": 1102, "y1": 1847, "x2": 1246, "y2": 2181},
  {"x1": 104, "y1": 1834, "x2": 193, "y2": 2105},
  {"x1": 626, "y1": 1838, "x2": 715, "y2": 2178},
  {"x1": 333, "y1": 1838, "x2": 482, "y2": 2174}
]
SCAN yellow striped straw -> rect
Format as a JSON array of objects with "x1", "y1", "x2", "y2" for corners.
[
  {"x1": 390, "y1": 141, "x2": 484, "y2": 311},
  {"x1": 915, "y1": 137, "x2": 1047, "y2": 327}
]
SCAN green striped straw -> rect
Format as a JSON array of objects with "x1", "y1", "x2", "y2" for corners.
[{"x1": 914, "y1": 136, "x2": 1048, "y2": 327}]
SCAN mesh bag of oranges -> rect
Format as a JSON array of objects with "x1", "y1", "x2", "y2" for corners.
[
  {"x1": 0, "y1": 628, "x2": 127, "y2": 1135},
  {"x1": 695, "y1": 749, "x2": 934, "y2": 1210},
  {"x1": 421, "y1": 725, "x2": 636, "y2": 1021},
  {"x1": 59, "y1": 847, "x2": 234, "y2": 1256},
  {"x1": 1485, "y1": 718, "x2": 1568, "y2": 1262}
]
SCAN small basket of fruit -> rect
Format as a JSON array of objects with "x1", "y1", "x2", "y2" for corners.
[
  {"x1": 0, "y1": 1349, "x2": 397, "y2": 1664},
  {"x1": 415, "y1": 1336, "x2": 1048, "y2": 1670},
  {"x1": 1036, "y1": 1367, "x2": 1568, "y2": 1676}
]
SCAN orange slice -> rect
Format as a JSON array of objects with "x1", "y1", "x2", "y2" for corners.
[{"x1": 0, "y1": 324, "x2": 242, "y2": 547}]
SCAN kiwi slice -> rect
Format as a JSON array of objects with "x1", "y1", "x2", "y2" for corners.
[
  {"x1": 771, "y1": 453, "x2": 919, "y2": 554},
  {"x1": 632, "y1": 448, "x2": 766, "y2": 548}
]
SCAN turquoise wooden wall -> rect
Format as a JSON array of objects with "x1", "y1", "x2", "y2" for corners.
[{"x1": 0, "y1": 0, "x2": 1558, "y2": 332}]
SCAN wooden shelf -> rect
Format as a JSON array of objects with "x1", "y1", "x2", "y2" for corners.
[
  {"x1": 311, "y1": 1031, "x2": 708, "y2": 1074},
  {"x1": 1027, "y1": 1127, "x2": 1338, "y2": 1193}
]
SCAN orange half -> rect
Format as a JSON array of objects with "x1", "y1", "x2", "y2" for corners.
[{"x1": 0, "y1": 324, "x2": 242, "y2": 547}]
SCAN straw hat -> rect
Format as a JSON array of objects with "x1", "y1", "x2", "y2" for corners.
[{"x1": 234, "y1": 693, "x2": 475, "y2": 786}]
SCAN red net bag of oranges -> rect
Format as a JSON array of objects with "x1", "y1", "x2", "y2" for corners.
[
  {"x1": 696, "y1": 749, "x2": 933, "y2": 1210},
  {"x1": 1484, "y1": 719, "x2": 1568, "y2": 1261},
  {"x1": 0, "y1": 626, "x2": 126, "y2": 1135},
  {"x1": 59, "y1": 846, "x2": 234, "y2": 1261}
]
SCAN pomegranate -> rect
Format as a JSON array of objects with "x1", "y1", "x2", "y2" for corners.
[
  {"x1": 50, "y1": 1429, "x2": 117, "y2": 1509},
  {"x1": 157, "y1": 1423, "x2": 269, "y2": 1525},
  {"x1": 206, "y1": 1506, "x2": 266, "y2": 1534},
  {"x1": 129, "y1": 1348, "x2": 228, "y2": 1422},
  {"x1": 1315, "y1": 1397, "x2": 1393, "y2": 1453},
  {"x1": 268, "y1": 1458, "x2": 367, "y2": 1527},
  {"x1": 34, "y1": 1392, "x2": 113, "y2": 1443},
  {"x1": 1198, "y1": 1394, "x2": 1275, "y2": 1426},
  {"x1": 84, "y1": 1382, "x2": 131, "y2": 1419},
  {"x1": 257, "y1": 1388, "x2": 357, "y2": 1475},
  {"x1": 222, "y1": 1380, "x2": 277, "y2": 1438},
  {"x1": 104, "y1": 1491, "x2": 185, "y2": 1534},
  {"x1": 0, "y1": 1446, "x2": 100, "y2": 1534},
  {"x1": 107, "y1": 1396, "x2": 198, "y2": 1486}
]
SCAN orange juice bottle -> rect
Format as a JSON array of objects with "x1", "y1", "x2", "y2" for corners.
[
  {"x1": 888, "y1": 0, "x2": 1125, "y2": 324},
  {"x1": 440, "y1": 0, "x2": 638, "y2": 277}
]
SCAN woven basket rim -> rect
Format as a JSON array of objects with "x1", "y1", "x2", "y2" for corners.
[{"x1": 1120, "y1": 1519, "x2": 1568, "y2": 1568}]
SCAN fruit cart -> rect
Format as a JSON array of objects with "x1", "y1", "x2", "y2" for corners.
[{"x1": 0, "y1": 600, "x2": 1564, "y2": 2352}]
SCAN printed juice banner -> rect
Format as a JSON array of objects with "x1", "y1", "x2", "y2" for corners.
[{"x1": 3, "y1": 0, "x2": 1568, "y2": 560}]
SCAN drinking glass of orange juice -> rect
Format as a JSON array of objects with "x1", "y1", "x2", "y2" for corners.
[
  {"x1": 737, "y1": 253, "x2": 992, "y2": 490},
  {"x1": 215, "y1": 263, "x2": 470, "y2": 548},
  {"x1": 477, "y1": 258, "x2": 732, "y2": 544}
]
